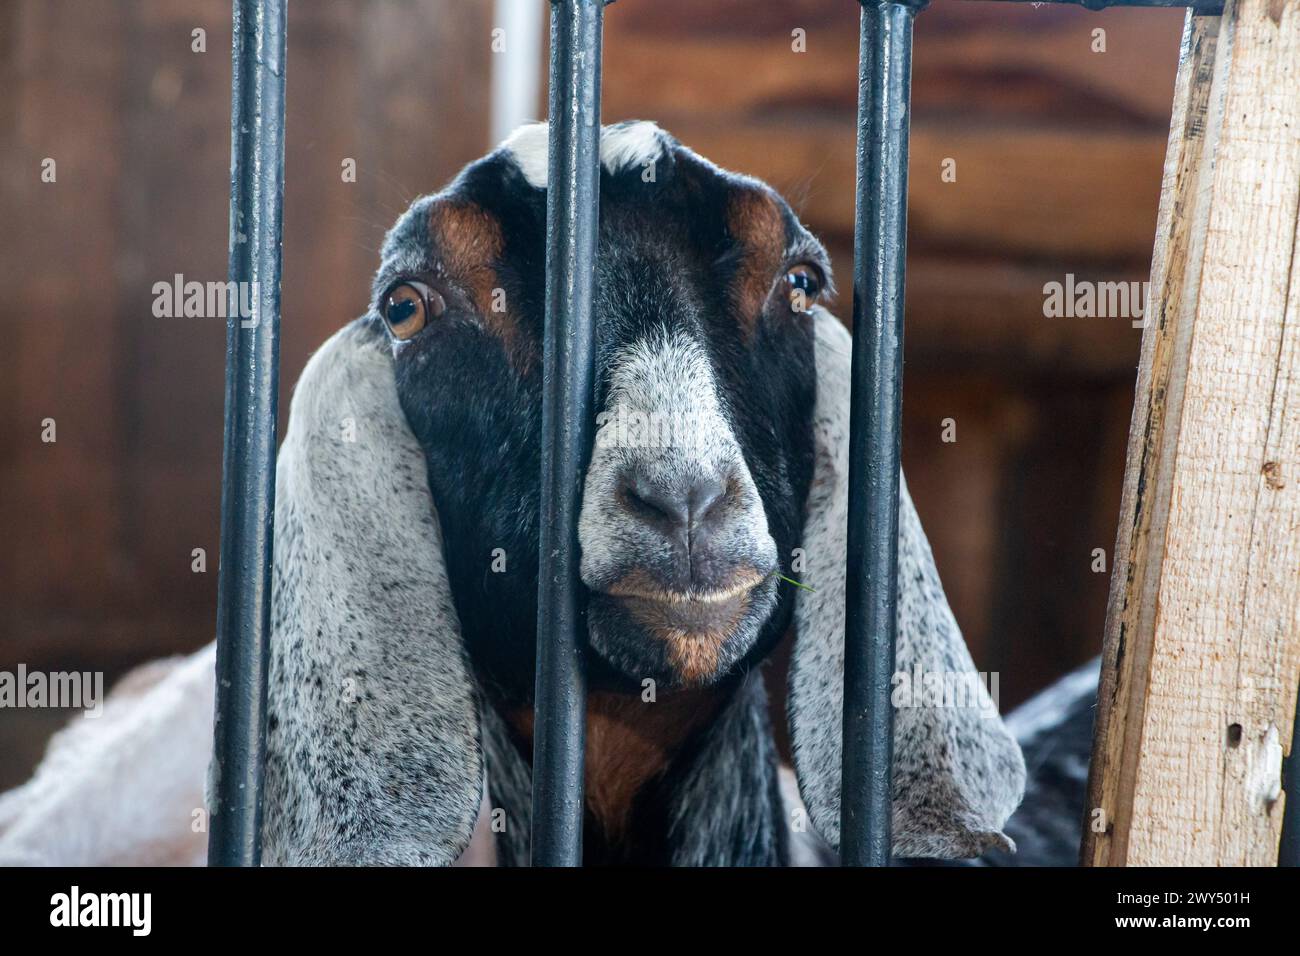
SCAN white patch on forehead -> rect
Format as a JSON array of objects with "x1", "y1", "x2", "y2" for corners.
[
  {"x1": 603, "y1": 331, "x2": 733, "y2": 466},
  {"x1": 599, "y1": 121, "x2": 664, "y2": 177},
  {"x1": 500, "y1": 121, "x2": 666, "y2": 190},
  {"x1": 500, "y1": 123, "x2": 551, "y2": 188}
]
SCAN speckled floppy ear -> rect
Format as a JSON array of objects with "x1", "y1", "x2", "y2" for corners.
[
  {"x1": 787, "y1": 310, "x2": 1027, "y2": 859},
  {"x1": 262, "y1": 318, "x2": 482, "y2": 865}
]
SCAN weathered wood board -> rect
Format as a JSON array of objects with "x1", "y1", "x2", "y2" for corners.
[{"x1": 1084, "y1": 0, "x2": 1300, "y2": 867}]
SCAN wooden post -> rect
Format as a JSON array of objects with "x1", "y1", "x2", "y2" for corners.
[{"x1": 1083, "y1": 0, "x2": 1300, "y2": 866}]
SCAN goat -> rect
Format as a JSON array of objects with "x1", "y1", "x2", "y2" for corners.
[{"x1": 0, "y1": 122, "x2": 1026, "y2": 866}]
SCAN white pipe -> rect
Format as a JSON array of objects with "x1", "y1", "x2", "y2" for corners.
[{"x1": 489, "y1": 0, "x2": 545, "y2": 147}]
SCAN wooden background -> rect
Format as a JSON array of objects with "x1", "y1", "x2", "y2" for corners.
[{"x1": 0, "y1": 0, "x2": 1186, "y2": 788}]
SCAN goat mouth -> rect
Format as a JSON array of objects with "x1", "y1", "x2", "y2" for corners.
[
  {"x1": 601, "y1": 568, "x2": 765, "y2": 638},
  {"x1": 586, "y1": 569, "x2": 777, "y2": 687},
  {"x1": 614, "y1": 590, "x2": 749, "y2": 635}
]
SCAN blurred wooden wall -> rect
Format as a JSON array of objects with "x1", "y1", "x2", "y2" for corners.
[
  {"x1": 0, "y1": 0, "x2": 494, "y2": 782},
  {"x1": 0, "y1": 0, "x2": 1184, "y2": 786}
]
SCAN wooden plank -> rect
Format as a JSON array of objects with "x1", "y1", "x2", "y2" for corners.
[
  {"x1": 1083, "y1": 16, "x2": 1224, "y2": 865},
  {"x1": 603, "y1": 3, "x2": 1185, "y2": 128},
  {"x1": 1084, "y1": 0, "x2": 1300, "y2": 866},
  {"x1": 660, "y1": 119, "x2": 1166, "y2": 262}
]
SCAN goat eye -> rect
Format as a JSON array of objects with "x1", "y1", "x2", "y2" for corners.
[
  {"x1": 382, "y1": 281, "x2": 445, "y2": 340},
  {"x1": 784, "y1": 265, "x2": 821, "y2": 312}
]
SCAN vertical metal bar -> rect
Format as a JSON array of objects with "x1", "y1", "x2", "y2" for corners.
[
  {"x1": 841, "y1": 0, "x2": 923, "y2": 868},
  {"x1": 208, "y1": 0, "x2": 287, "y2": 867},
  {"x1": 532, "y1": 0, "x2": 604, "y2": 867}
]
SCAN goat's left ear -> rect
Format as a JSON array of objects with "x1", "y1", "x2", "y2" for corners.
[
  {"x1": 787, "y1": 311, "x2": 1026, "y2": 859},
  {"x1": 265, "y1": 318, "x2": 482, "y2": 865}
]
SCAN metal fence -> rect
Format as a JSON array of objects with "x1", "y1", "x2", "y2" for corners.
[
  {"x1": 208, "y1": 0, "x2": 285, "y2": 868},
  {"x1": 209, "y1": 0, "x2": 1286, "y2": 869}
]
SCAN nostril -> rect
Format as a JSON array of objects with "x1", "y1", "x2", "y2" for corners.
[
  {"x1": 620, "y1": 473, "x2": 728, "y2": 531},
  {"x1": 686, "y1": 476, "x2": 726, "y2": 525},
  {"x1": 622, "y1": 474, "x2": 689, "y2": 527}
]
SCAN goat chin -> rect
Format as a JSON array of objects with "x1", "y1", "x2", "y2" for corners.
[{"x1": 0, "y1": 644, "x2": 832, "y2": 867}]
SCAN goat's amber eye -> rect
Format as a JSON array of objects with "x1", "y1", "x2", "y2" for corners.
[
  {"x1": 382, "y1": 281, "x2": 445, "y2": 340},
  {"x1": 785, "y1": 265, "x2": 821, "y2": 312}
]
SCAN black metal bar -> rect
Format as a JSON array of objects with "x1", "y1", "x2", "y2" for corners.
[
  {"x1": 973, "y1": 0, "x2": 1222, "y2": 9},
  {"x1": 1280, "y1": 681, "x2": 1300, "y2": 866},
  {"x1": 841, "y1": 0, "x2": 923, "y2": 869},
  {"x1": 208, "y1": 0, "x2": 287, "y2": 868},
  {"x1": 532, "y1": 0, "x2": 605, "y2": 868}
]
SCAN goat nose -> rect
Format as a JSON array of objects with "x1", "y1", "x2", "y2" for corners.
[{"x1": 620, "y1": 472, "x2": 727, "y2": 533}]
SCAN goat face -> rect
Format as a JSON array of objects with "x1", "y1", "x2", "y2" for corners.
[{"x1": 376, "y1": 123, "x2": 830, "y2": 696}]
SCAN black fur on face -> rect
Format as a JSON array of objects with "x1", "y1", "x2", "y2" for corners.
[{"x1": 374, "y1": 123, "x2": 828, "y2": 701}]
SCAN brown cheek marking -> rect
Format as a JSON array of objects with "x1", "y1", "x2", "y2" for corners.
[
  {"x1": 428, "y1": 201, "x2": 532, "y2": 372},
  {"x1": 726, "y1": 189, "x2": 786, "y2": 338}
]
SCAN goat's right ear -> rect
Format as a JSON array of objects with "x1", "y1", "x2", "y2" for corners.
[
  {"x1": 785, "y1": 310, "x2": 1026, "y2": 860},
  {"x1": 263, "y1": 317, "x2": 482, "y2": 865}
]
